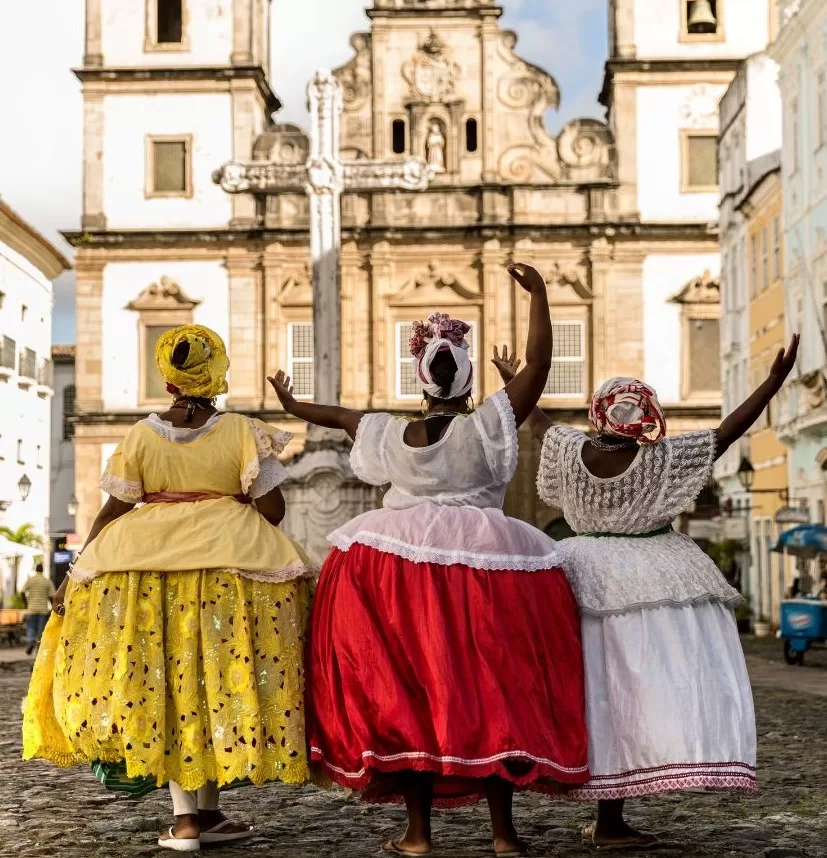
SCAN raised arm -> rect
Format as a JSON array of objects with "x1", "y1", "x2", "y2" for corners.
[
  {"x1": 715, "y1": 334, "x2": 799, "y2": 459},
  {"x1": 498, "y1": 263, "x2": 553, "y2": 427},
  {"x1": 492, "y1": 346, "x2": 553, "y2": 440},
  {"x1": 267, "y1": 371, "x2": 364, "y2": 441}
]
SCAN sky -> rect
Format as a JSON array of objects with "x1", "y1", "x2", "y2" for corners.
[{"x1": 0, "y1": 0, "x2": 609, "y2": 345}]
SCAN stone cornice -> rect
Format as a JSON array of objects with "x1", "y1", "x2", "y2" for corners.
[
  {"x1": 0, "y1": 198, "x2": 71, "y2": 280},
  {"x1": 600, "y1": 57, "x2": 742, "y2": 106},
  {"x1": 63, "y1": 221, "x2": 720, "y2": 249},
  {"x1": 73, "y1": 65, "x2": 281, "y2": 113}
]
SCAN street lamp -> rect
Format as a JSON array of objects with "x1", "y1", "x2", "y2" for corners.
[
  {"x1": 67, "y1": 495, "x2": 78, "y2": 517},
  {"x1": 18, "y1": 474, "x2": 31, "y2": 502},
  {"x1": 737, "y1": 457, "x2": 755, "y2": 493}
]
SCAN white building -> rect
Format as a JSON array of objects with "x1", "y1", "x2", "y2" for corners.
[
  {"x1": 716, "y1": 52, "x2": 782, "y2": 505},
  {"x1": 49, "y1": 346, "x2": 77, "y2": 585},
  {"x1": 772, "y1": 0, "x2": 827, "y2": 517},
  {"x1": 0, "y1": 198, "x2": 70, "y2": 599}
]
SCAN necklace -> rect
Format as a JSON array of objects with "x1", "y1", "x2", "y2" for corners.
[
  {"x1": 590, "y1": 435, "x2": 638, "y2": 452},
  {"x1": 425, "y1": 411, "x2": 466, "y2": 419}
]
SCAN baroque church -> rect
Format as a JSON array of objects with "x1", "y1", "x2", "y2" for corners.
[{"x1": 68, "y1": 0, "x2": 778, "y2": 537}]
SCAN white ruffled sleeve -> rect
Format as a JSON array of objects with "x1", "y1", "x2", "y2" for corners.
[
  {"x1": 470, "y1": 389, "x2": 518, "y2": 484},
  {"x1": 100, "y1": 425, "x2": 144, "y2": 504},
  {"x1": 242, "y1": 419, "x2": 292, "y2": 499},
  {"x1": 351, "y1": 413, "x2": 394, "y2": 486},
  {"x1": 662, "y1": 430, "x2": 717, "y2": 519},
  {"x1": 536, "y1": 426, "x2": 570, "y2": 509}
]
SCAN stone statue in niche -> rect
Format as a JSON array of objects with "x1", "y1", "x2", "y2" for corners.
[{"x1": 426, "y1": 122, "x2": 446, "y2": 173}]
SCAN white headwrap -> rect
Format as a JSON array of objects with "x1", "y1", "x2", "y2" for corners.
[{"x1": 410, "y1": 313, "x2": 474, "y2": 400}]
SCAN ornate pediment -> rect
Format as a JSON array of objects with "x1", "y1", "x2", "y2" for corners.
[
  {"x1": 402, "y1": 29, "x2": 461, "y2": 103},
  {"x1": 126, "y1": 277, "x2": 200, "y2": 312},
  {"x1": 334, "y1": 34, "x2": 372, "y2": 111},
  {"x1": 252, "y1": 124, "x2": 309, "y2": 165},
  {"x1": 279, "y1": 265, "x2": 313, "y2": 307},
  {"x1": 390, "y1": 261, "x2": 479, "y2": 305},
  {"x1": 670, "y1": 271, "x2": 721, "y2": 305}
]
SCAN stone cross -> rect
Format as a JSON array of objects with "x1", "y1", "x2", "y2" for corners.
[{"x1": 215, "y1": 69, "x2": 433, "y2": 405}]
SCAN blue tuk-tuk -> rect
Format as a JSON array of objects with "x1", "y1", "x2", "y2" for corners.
[{"x1": 772, "y1": 525, "x2": 827, "y2": 666}]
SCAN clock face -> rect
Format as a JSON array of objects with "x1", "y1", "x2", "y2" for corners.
[{"x1": 680, "y1": 85, "x2": 719, "y2": 127}]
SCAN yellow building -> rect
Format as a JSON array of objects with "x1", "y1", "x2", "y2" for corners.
[{"x1": 740, "y1": 152, "x2": 793, "y2": 623}]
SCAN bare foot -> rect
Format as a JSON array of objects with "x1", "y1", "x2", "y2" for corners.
[
  {"x1": 197, "y1": 809, "x2": 251, "y2": 836},
  {"x1": 494, "y1": 833, "x2": 529, "y2": 855},
  {"x1": 585, "y1": 820, "x2": 660, "y2": 848}
]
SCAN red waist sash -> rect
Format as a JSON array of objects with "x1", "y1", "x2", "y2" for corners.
[{"x1": 142, "y1": 492, "x2": 252, "y2": 505}]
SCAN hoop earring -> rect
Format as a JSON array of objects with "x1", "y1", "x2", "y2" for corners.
[
  {"x1": 467, "y1": 396, "x2": 475, "y2": 413},
  {"x1": 421, "y1": 398, "x2": 428, "y2": 416}
]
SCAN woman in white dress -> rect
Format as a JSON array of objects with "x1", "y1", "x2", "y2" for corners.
[{"x1": 493, "y1": 335, "x2": 799, "y2": 849}]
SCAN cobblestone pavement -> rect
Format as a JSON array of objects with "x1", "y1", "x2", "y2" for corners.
[{"x1": 0, "y1": 663, "x2": 825, "y2": 858}]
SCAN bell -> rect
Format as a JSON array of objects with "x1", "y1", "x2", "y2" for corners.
[{"x1": 687, "y1": 0, "x2": 718, "y2": 34}]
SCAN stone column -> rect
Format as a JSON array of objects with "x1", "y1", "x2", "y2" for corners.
[
  {"x1": 611, "y1": 0, "x2": 637, "y2": 59},
  {"x1": 481, "y1": 238, "x2": 508, "y2": 397},
  {"x1": 84, "y1": 0, "x2": 103, "y2": 66},
  {"x1": 611, "y1": 81, "x2": 640, "y2": 218},
  {"x1": 262, "y1": 242, "x2": 286, "y2": 409},
  {"x1": 232, "y1": 0, "x2": 254, "y2": 65},
  {"x1": 480, "y1": 19, "x2": 500, "y2": 183},
  {"x1": 226, "y1": 250, "x2": 265, "y2": 409},
  {"x1": 605, "y1": 246, "x2": 646, "y2": 379},
  {"x1": 73, "y1": 428, "x2": 102, "y2": 541},
  {"x1": 588, "y1": 238, "x2": 613, "y2": 385},
  {"x1": 230, "y1": 84, "x2": 259, "y2": 227},
  {"x1": 82, "y1": 88, "x2": 107, "y2": 230},
  {"x1": 74, "y1": 254, "x2": 105, "y2": 413}
]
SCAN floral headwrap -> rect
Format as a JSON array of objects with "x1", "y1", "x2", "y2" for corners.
[
  {"x1": 155, "y1": 324, "x2": 229, "y2": 400},
  {"x1": 588, "y1": 377, "x2": 666, "y2": 444},
  {"x1": 409, "y1": 313, "x2": 473, "y2": 400}
]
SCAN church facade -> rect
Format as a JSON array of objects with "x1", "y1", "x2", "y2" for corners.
[{"x1": 68, "y1": 0, "x2": 775, "y2": 537}]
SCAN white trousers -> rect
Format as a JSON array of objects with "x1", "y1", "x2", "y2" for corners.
[{"x1": 169, "y1": 781, "x2": 220, "y2": 816}]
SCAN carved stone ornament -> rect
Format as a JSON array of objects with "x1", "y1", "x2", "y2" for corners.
[
  {"x1": 679, "y1": 85, "x2": 720, "y2": 129},
  {"x1": 334, "y1": 34, "x2": 372, "y2": 111},
  {"x1": 545, "y1": 263, "x2": 593, "y2": 300},
  {"x1": 343, "y1": 158, "x2": 433, "y2": 191},
  {"x1": 394, "y1": 260, "x2": 478, "y2": 302},
  {"x1": 557, "y1": 119, "x2": 616, "y2": 181},
  {"x1": 669, "y1": 270, "x2": 721, "y2": 305},
  {"x1": 800, "y1": 371, "x2": 826, "y2": 411},
  {"x1": 279, "y1": 265, "x2": 313, "y2": 307},
  {"x1": 252, "y1": 124, "x2": 310, "y2": 165},
  {"x1": 402, "y1": 29, "x2": 461, "y2": 103},
  {"x1": 126, "y1": 277, "x2": 200, "y2": 312},
  {"x1": 212, "y1": 162, "x2": 305, "y2": 193}
]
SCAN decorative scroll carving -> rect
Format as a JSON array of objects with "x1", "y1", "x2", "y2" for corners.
[
  {"x1": 126, "y1": 277, "x2": 200, "y2": 312},
  {"x1": 334, "y1": 34, "x2": 373, "y2": 111},
  {"x1": 800, "y1": 371, "x2": 825, "y2": 410},
  {"x1": 499, "y1": 146, "x2": 560, "y2": 182},
  {"x1": 545, "y1": 263, "x2": 593, "y2": 301},
  {"x1": 344, "y1": 158, "x2": 433, "y2": 191},
  {"x1": 557, "y1": 119, "x2": 616, "y2": 182},
  {"x1": 670, "y1": 270, "x2": 721, "y2": 305},
  {"x1": 212, "y1": 162, "x2": 305, "y2": 193},
  {"x1": 497, "y1": 31, "x2": 560, "y2": 114},
  {"x1": 393, "y1": 261, "x2": 479, "y2": 302},
  {"x1": 279, "y1": 265, "x2": 313, "y2": 307},
  {"x1": 402, "y1": 29, "x2": 461, "y2": 103},
  {"x1": 252, "y1": 124, "x2": 309, "y2": 165}
]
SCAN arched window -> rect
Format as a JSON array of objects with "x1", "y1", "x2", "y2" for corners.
[
  {"x1": 157, "y1": 0, "x2": 183, "y2": 44},
  {"x1": 63, "y1": 384, "x2": 76, "y2": 441},
  {"x1": 392, "y1": 119, "x2": 407, "y2": 155},
  {"x1": 465, "y1": 118, "x2": 479, "y2": 153}
]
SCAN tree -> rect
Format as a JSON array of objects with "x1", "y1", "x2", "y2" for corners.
[{"x1": 0, "y1": 524, "x2": 44, "y2": 606}]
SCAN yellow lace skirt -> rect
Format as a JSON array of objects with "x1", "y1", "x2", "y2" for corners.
[{"x1": 22, "y1": 570, "x2": 312, "y2": 792}]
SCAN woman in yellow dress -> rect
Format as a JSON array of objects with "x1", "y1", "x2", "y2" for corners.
[{"x1": 23, "y1": 325, "x2": 315, "y2": 852}]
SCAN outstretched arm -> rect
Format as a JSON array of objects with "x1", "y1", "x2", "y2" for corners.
[
  {"x1": 715, "y1": 334, "x2": 799, "y2": 459},
  {"x1": 492, "y1": 346, "x2": 553, "y2": 440},
  {"x1": 267, "y1": 371, "x2": 364, "y2": 441},
  {"x1": 499, "y1": 263, "x2": 553, "y2": 427}
]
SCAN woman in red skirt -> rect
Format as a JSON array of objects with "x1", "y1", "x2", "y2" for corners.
[{"x1": 268, "y1": 263, "x2": 587, "y2": 857}]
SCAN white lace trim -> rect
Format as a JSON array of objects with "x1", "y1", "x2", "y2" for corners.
[
  {"x1": 70, "y1": 560, "x2": 318, "y2": 585},
  {"x1": 328, "y1": 529, "x2": 562, "y2": 572},
  {"x1": 481, "y1": 389, "x2": 518, "y2": 480},
  {"x1": 144, "y1": 412, "x2": 225, "y2": 443},
  {"x1": 350, "y1": 413, "x2": 373, "y2": 484},
  {"x1": 249, "y1": 457, "x2": 289, "y2": 499},
  {"x1": 100, "y1": 472, "x2": 143, "y2": 504},
  {"x1": 241, "y1": 420, "x2": 294, "y2": 496}
]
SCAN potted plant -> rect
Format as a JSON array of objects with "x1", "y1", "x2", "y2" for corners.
[
  {"x1": 735, "y1": 601, "x2": 752, "y2": 634},
  {"x1": 753, "y1": 614, "x2": 772, "y2": 638}
]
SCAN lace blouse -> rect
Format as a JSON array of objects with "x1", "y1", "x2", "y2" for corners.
[{"x1": 537, "y1": 426, "x2": 741, "y2": 615}]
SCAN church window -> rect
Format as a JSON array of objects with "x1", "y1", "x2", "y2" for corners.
[
  {"x1": 63, "y1": 384, "x2": 76, "y2": 441},
  {"x1": 682, "y1": 0, "x2": 723, "y2": 40},
  {"x1": 394, "y1": 321, "x2": 478, "y2": 401},
  {"x1": 143, "y1": 325, "x2": 175, "y2": 401},
  {"x1": 681, "y1": 131, "x2": 718, "y2": 193},
  {"x1": 157, "y1": 0, "x2": 183, "y2": 44},
  {"x1": 147, "y1": 136, "x2": 192, "y2": 197},
  {"x1": 287, "y1": 323, "x2": 315, "y2": 400},
  {"x1": 465, "y1": 119, "x2": 478, "y2": 153},
  {"x1": 688, "y1": 318, "x2": 721, "y2": 394},
  {"x1": 392, "y1": 120, "x2": 407, "y2": 155},
  {"x1": 544, "y1": 321, "x2": 585, "y2": 399}
]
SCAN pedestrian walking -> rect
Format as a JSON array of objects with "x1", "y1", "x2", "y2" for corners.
[
  {"x1": 22, "y1": 563, "x2": 54, "y2": 655},
  {"x1": 494, "y1": 334, "x2": 799, "y2": 849},
  {"x1": 22, "y1": 325, "x2": 316, "y2": 852},
  {"x1": 269, "y1": 263, "x2": 588, "y2": 858}
]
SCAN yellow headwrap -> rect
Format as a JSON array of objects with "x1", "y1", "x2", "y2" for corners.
[{"x1": 155, "y1": 325, "x2": 229, "y2": 399}]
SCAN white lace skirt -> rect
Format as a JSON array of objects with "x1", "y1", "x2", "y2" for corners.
[{"x1": 568, "y1": 601, "x2": 757, "y2": 800}]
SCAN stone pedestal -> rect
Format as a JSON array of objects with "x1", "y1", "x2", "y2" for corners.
[{"x1": 280, "y1": 425, "x2": 382, "y2": 565}]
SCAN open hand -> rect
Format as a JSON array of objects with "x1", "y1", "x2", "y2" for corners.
[
  {"x1": 769, "y1": 334, "x2": 800, "y2": 385},
  {"x1": 507, "y1": 262, "x2": 546, "y2": 293},
  {"x1": 492, "y1": 345, "x2": 522, "y2": 383},
  {"x1": 267, "y1": 370, "x2": 297, "y2": 411}
]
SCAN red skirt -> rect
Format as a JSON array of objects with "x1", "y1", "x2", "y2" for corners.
[{"x1": 306, "y1": 544, "x2": 589, "y2": 806}]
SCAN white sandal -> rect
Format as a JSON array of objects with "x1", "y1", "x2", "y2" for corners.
[
  {"x1": 200, "y1": 819, "x2": 254, "y2": 844},
  {"x1": 158, "y1": 827, "x2": 201, "y2": 852}
]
